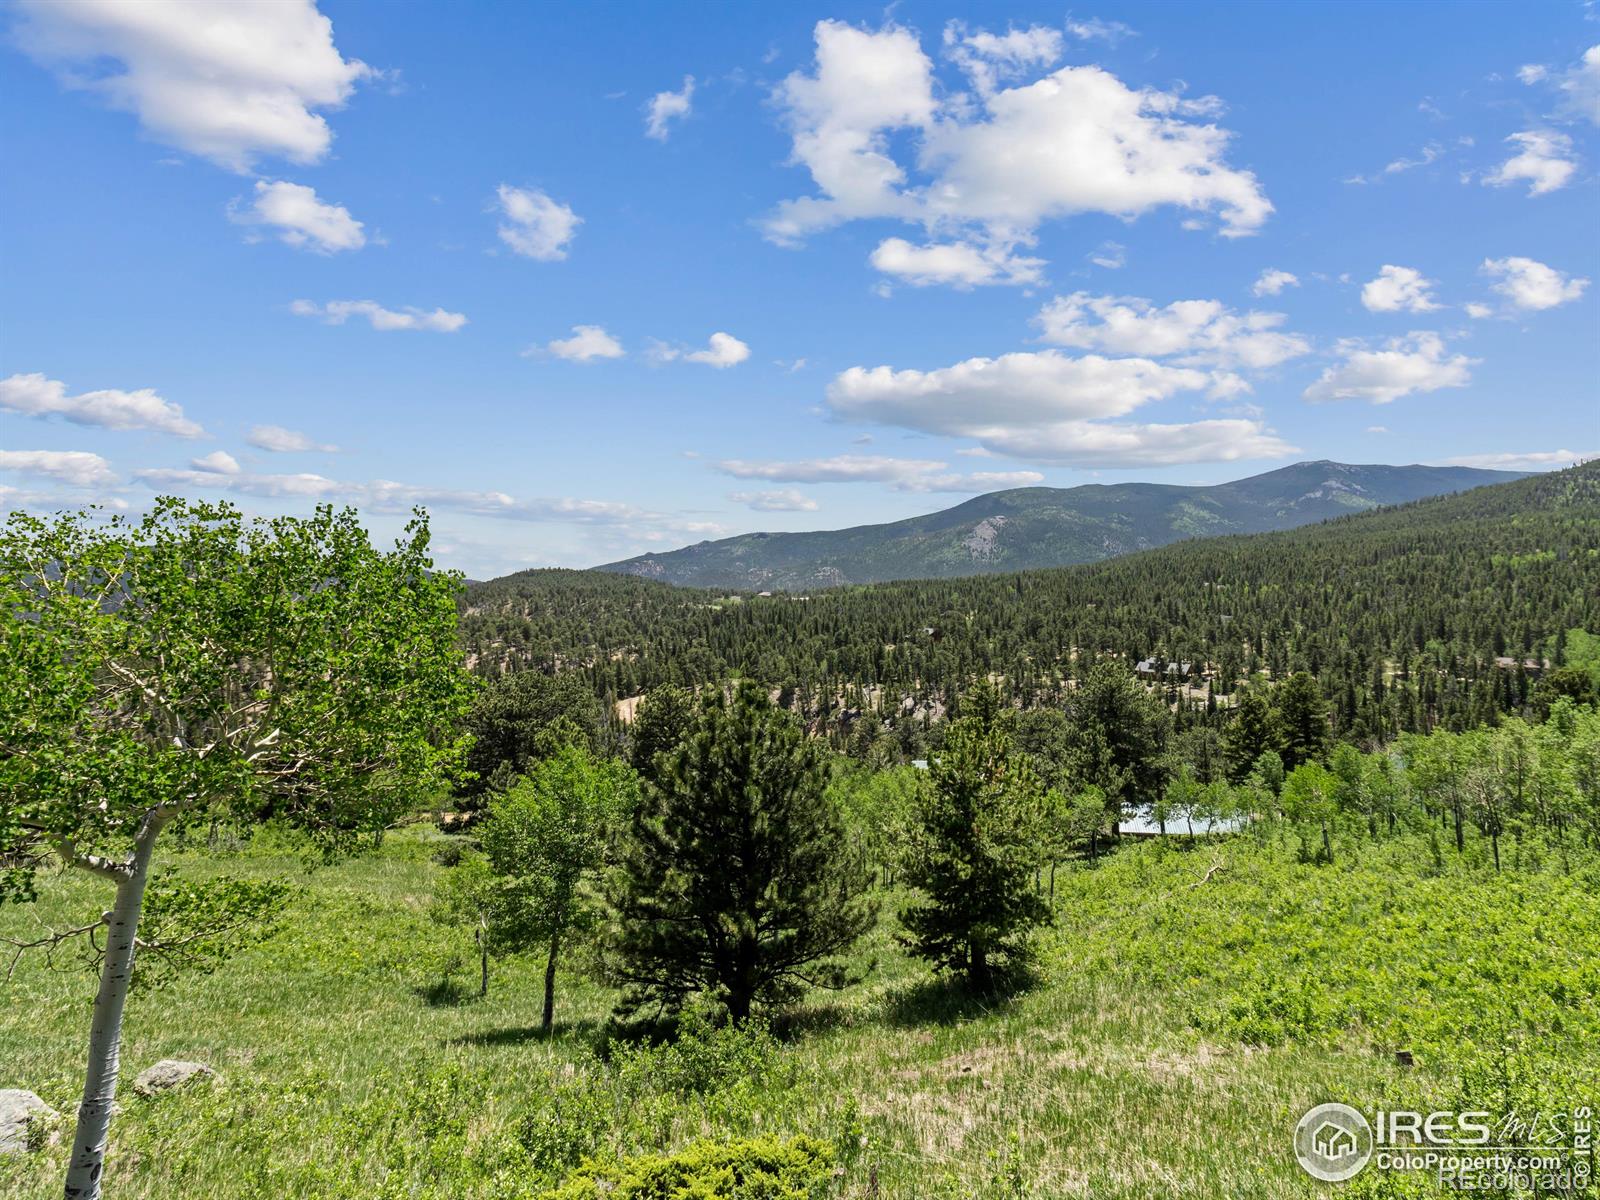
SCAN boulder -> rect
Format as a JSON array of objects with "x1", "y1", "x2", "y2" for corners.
[
  {"x1": 0, "y1": 1090, "x2": 58, "y2": 1154},
  {"x1": 132, "y1": 1060, "x2": 217, "y2": 1097}
]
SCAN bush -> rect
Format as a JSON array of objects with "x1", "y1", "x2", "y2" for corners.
[
  {"x1": 539, "y1": 1135, "x2": 836, "y2": 1200},
  {"x1": 611, "y1": 1009, "x2": 782, "y2": 1098},
  {"x1": 517, "y1": 1080, "x2": 612, "y2": 1176},
  {"x1": 430, "y1": 837, "x2": 471, "y2": 868}
]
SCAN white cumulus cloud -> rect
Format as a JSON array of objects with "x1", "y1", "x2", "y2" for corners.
[
  {"x1": 829, "y1": 351, "x2": 1207, "y2": 430},
  {"x1": 544, "y1": 325, "x2": 626, "y2": 362},
  {"x1": 943, "y1": 22, "x2": 1063, "y2": 95},
  {"x1": 869, "y1": 237, "x2": 1044, "y2": 287},
  {"x1": 644, "y1": 76, "x2": 694, "y2": 140},
  {"x1": 1520, "y1": 45, "x2": 1600, "y2": 126},
  {"x1": 1361, "y1": 265, "x2": 1440, "y2": 313},
  {"x1": 1557, "y1": 45, "x2": 1600, "y2": 125},
  {"x1": 290, "y1": 299, "x2": 467, "y2": 331},
  {"x1": 1252, "y1": 268, "x2": 1299, "y2": 297},
  {"x1": 231, "y1": 180, "x2": 365, "y2": 253},
  {"x1": 0, "y1": 448, "x2": 116, "y2": 487},
  {"x1": 12, "y1": 0, "x2": 370, "y2": 172},
  {"x1": 495, "y1": 185, "x2": 581, "y2": 261},
  {"x1": 1304, "y1": 332, "x2": 1475, "y2": 405},
  {"x1": 189, "y1": 450, "x2": 240, "y2": 474},
  {"x1": 1483, "y1": 130, "x2": 1576, "y2": 196},
  {"x1": 1481, "y1": 256, "x2": 1590, "y2": 311},
  {"x1": 1034, "y1": 293, "x2": 1311, "y2": 370},
  {"x1": 1, "y1": 372, "x2": 204, "y2": 437},
  {"x1": 823, "y1": 349, "x2": 1295, "y2": 466},
  {"x1": 763, "y1": 20, "x2": 1271, "y2": 284}
]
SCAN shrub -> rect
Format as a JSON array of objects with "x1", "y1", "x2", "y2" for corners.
[
  {"x1": 517, "y1": 1080, "x2": 612, "y2": 1176},
  {"x1": 430, "y1": 838, "x2": 470, "y2": 868},
  {"x1": 539, "y1": 1135, "x2": 836, "y2": 1200},
  {"x1": 611, "y1": 1009, "x2": 782, "y2": 1098}
]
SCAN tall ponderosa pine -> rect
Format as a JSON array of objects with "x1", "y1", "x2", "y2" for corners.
[
  {"x1": 0, "y1": 500, "x2": 473, "y2": 1200},
  {"x1": 603, "y1": 683, "x2": 876, "y2": 1022},
  {"x1": 1222, "y1": 686, "x2": 1282, "y2": 782},
  {"x1": 899, "y1": 686, "x2": 1050, "y2": 992},
  {"x1": 1277, "y1": 672, "x2": 1331, "y2": 769},
  {"x1": 626, "y1": 683, "x2": 696, "y2": 787}
]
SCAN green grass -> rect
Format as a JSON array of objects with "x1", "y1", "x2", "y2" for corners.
[{"x1": 3, "y1": 824, "x2": 1598, "y2": 1198}]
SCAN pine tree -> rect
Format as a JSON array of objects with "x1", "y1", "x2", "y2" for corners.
[
  {"x1": 899, "y1": 685, "x2": 1050, "y2": 992},
  {"x1": 1065, "y1": 660, "x2": 1171, "y2": 820},
  {"x1": 626, "y1": 683, "x2": 696, "y2": 787},
  {"x1": 463, "y1": 671, "x2": 603, "y2": 798},
  {"x1": 603, "y1": 682, "x2": 876, "y2": 1023},
  {"x1": 1222, "y1": 686, "x2": 1283, "y2": 782},
  {"x1": 1276, "y1": 672, "x2": 1331, "y2": 769}
]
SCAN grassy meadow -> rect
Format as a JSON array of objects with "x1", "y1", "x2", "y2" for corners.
[{"x1": 4, "y1": 820, "x2": 1596, "y2": 1199}]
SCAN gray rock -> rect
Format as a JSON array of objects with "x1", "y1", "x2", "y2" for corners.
[
  {"x1": 0, "y1": 1090, "x2": 58, "y2": 1154},
  {"x1": 132, "y1": 1060, "x2": 217, "y2": 1097}
]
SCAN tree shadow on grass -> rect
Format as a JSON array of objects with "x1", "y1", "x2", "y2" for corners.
[
  {"x1": 413, "y1": 978, "x2": 480, "y2": 1008},
  {"x1": 769, "y1": 999, "x2": 860, "y2": 1041},
  {"x1": 449, "y1": 1017, "x2": 601, "y2": 1048},
  {"x1": 880, "y1": 970, "x2": 1035, "y2": 1029}
]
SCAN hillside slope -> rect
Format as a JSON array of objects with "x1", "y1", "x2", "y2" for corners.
[
  {"x1": 465, "y1": 462, "x2": 1600, "y2": 738},
  {"x1": 593, "y1": 461, "x2": 1527, "y2": 589}
]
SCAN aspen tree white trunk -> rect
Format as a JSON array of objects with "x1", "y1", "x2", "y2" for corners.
[{"x1": 63, "y1": 817, "x2": 165, "y2": 1200}]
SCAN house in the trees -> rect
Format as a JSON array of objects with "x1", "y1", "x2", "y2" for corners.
[
  {"x1": 1493, "y1": 656, "x2": 1547, "y2": 675},
  {"x1": 1136, "y1": 658, "x2": 1194, "y2": 681}
]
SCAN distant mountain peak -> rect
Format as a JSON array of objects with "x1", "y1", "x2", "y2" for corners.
[{"x1": 592, "y1": 462, "x2": 1528, "y2": 591}]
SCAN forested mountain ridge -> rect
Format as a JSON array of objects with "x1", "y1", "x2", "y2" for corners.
[
  {"x1": 462, "y1": 461, "x2": 1600, "y2": 743},
  {"x1": 592, "y1": 461, "x2": 1528, "y2": 589}
]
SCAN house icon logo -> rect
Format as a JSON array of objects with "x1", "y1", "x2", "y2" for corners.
[{"x1": 1294, "y1": 1102, "x2": 1373, "y2": 1182}]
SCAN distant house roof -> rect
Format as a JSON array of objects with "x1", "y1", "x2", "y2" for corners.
[
  {"x1": 1136, "y1": 658, "x2": 1191, "y2": 675},
  {"x1": 1120, "y1": 808, "x2": 1244, "y2": 836}
]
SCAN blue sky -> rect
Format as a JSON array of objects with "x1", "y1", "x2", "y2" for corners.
[{"x1": 2, "y1": 0, "x2": 1597, "y2": 578}]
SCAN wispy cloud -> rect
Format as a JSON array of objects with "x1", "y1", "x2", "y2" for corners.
[
  {"x1": 718, "y1": 454, "x2": 1042, "y2": 493},
  {"x1": 291, "y1": 299, "x2": 467, "y2": 332},
  {"x1": 644, "y1": 75, "x2": 695, "y2": 139},
  {"x1": 247, "y1": 425, "x2": 340, "y2": 454},
  {"x1": 651, "y1": 331, "x2": 750, "y2": 368}
]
